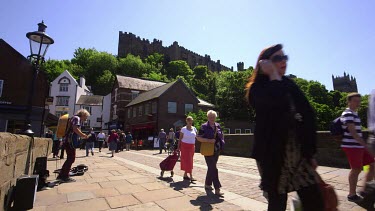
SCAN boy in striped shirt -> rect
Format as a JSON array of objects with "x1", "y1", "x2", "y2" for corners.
[{"x1": 341, "y1": 93, "x2": 375, "y2": 202}]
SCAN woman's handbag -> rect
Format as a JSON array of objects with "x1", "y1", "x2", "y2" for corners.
[
  {"x1": 200, "y1": 142, "x2": 214, "y2": 156},
  {"x1": 200, "y1": 126, "x2": 217, "y2": 156}
]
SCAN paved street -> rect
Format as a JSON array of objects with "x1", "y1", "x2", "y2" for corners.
[{"x1": 32, "y1": 148, "x2": 369, "y2": 211}]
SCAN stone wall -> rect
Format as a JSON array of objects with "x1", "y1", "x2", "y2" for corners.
[
  {"x1": 197, "y1": 131, "x2": 370, "y2": 169},
  {"x1": 0, "y1": 133, "x2": 52, "y2": 211}
]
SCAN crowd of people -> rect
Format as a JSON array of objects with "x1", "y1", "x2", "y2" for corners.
[{"x1": 44, "y1": 44, "x2": 375, "y2": 211}]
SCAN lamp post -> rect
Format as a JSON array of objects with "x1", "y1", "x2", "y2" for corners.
[{"x1": 24, "y1": 21, "x2": 54, "y2": 136}]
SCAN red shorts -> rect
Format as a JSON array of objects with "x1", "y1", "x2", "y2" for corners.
[{"x1": 342, "y1": 147, "x2": 374, "y2": 169}]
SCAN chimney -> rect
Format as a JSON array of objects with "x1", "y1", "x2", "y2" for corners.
[{"x1": 80, "y1": 76, "x2": 85, "y2": 88}]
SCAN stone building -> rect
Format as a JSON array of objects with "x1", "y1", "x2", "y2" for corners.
[
  {"x1": 124, "y1": 79, "x2": 214, "y2": 142},
  {"x1": 118, "y1": 31, "x2": 239, "y2": 72},
  {"x1": 332, "y1": 72, "x2": 358, "y2": 93}
]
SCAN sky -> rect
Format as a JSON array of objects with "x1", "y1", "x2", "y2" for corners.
[{"x1": 1, "y1": 0, "x2": 375, "y2": 94}]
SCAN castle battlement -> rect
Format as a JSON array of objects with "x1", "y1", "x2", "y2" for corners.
[
  {"x1": 332, "y1": 72, "x2": 358, "y2": 93},
  {"x1": 118, "y1": 31, "x2": 234, "y2": 72}
]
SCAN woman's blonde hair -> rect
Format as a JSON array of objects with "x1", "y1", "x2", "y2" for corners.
[
  {"x1": 76, "y1": 109, "x2": 90, "y2": 117},
  {"x1": 186, "y1": 116, "x2": 194, "y2": 121},
  {"x1": 207, "y1": 110, "x2": 217, "y2": 118}
]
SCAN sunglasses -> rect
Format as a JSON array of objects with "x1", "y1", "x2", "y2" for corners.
[{"x1": 271, "y1": 55, "x2": 288, "y2": 63}]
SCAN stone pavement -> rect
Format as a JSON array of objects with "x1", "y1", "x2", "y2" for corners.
[{"x1": 31, "y1": 148, "x2": 370, "y2": 211}]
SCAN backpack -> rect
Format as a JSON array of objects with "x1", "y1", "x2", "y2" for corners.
[{"x1": 330, "y1": 117, "x2": 343, "y2": 137}]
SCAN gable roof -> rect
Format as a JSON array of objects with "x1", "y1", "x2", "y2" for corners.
[
  {"x1": 52, "y1": 70, "x2": 78, "y2": 85},
  {"x1": 125, "y1": 80, "x2": 178, "y2": 107},
  {"x1": 116, "y1": 75, "x2": 166, "y2": 91},
  {"x1": 76, "y1": 95, "x2": 104, "y2": 105},
  {"x1": 197, "y1": 98, "x2": 215, "y2": 108}
]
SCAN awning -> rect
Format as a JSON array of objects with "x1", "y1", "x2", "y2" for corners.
[{"x1": 44, "y1": 113, "x2": 59, "y2": 127}]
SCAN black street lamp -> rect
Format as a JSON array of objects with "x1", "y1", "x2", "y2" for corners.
[{"x1": 24, "y1": 21, "x2": 54, "y2": 136}]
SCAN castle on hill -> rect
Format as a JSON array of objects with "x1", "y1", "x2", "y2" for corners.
[{"x1": 118, "y1": 31, "x2": 247, "y2": 72}]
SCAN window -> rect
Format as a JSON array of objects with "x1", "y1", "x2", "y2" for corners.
[
  {"x1": 168, "y1": 102, "x2": 177, "y2": 113},
  {"x1": 0, "y1": 80, "x2": 3, "y2": 97},
  {"x1": 133, "y1": 107, "x2": 137, "y2": 117},
  {"x1": 114, "y1": 88, "x2": 118, "y2": 102},
  {"x1": 59, "y1": 84, "x2": 68, "y2": 92},
  {"x1": 223, "y1": 128, "x2": 231, "y2": 134},
  {"x1": 152, "y1": 102, "x2": 157, "y2": 114},
  {"x1": 235, "y1": 129, "x2": 241, "y2": 134},
  {"x1": 131, "y1": 90, "x2": 139, "y2": 100},
  {"x1": 127, "y1": 108, "x2": 131, "y2": 118},
  {"x1": 138, "y1": 106, "x2": 143, "y2": 116},
  {"x1": 145, "y1": 104, "x2": 150, "y2": 115},
  {"x1": 56, "y1": 96, "x2": 69, "y2": 106},
  {"x1": 55, "y1": 111, "x2": 68, "y2": 118},
  {"x1": 245, "y1": 129, "x2": 252, "y2": 134},
  {"x1": 185, "y1": 104, "x2": 193, "y2": 114},
  {"x1": 82, "y1": 106, "x2": 91, "y2": 113}
]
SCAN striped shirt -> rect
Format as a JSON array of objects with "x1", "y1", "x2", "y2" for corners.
[{"x1": 340, "y1": 108, "x2": 363, "y2": 148}]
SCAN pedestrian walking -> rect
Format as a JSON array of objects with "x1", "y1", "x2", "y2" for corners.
[
  {"x1": 57, "y1": 109, "x2": 90, "y2": 182},
  {"x1": 196, "y1": 110, "x2": 224, "y2": 196},
  {"x1": 245, "y1": 44, "x2": 324, "y2": 211},
  {"x1": 97, "y1": 130, "x2": 106, "y2": 152},
  {"x1": 125, "y1": 132, "x2": 133, "y2": 151},
  {"x1": 341, "y1": 93, "x2": 375, "y2": 202},
  {"x1": 85, "y1": 128, "x2": 96, "y2": 156},
  {"x1": 108, "y1": 129, "x2": 119, "y2": 157},
  {"x1": 158, "y1": 129, "x2": 167, "y2": 154},
  {"x1": 167, "y1": 128, "x2": 175, "y2": 146},
  {"x1": 178, "y1": 116, "x2": 198, "y2": 183}
]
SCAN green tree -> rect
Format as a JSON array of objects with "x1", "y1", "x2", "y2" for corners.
[
  {"x1": 71, "y1": 48, "x2": 98, "y2": 69},
  {"x1": 216, "y1": 69, "x2": 253, "y2": 121},
  {"x1": 95, "y1": 70, "x2": 115, "y2": 95},
  {"x1": 187, "y1": 110, "x2": 224, "y2": 129},
  {"x1": 42, "y1": 59, "x2": 84, "y2": 82},
  {"x1": 117, "y1": 54, "x2": 152, "y2": 77},
  {"x1": 166, "y1": 60, "x2": 194, "y2": 81},
  {"x1": 358, "y1": 95, "x2": 369, "y2": 129}
]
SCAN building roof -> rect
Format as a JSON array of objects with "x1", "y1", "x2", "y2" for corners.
[
  {"x1": 197, "y1": 98, "x2": 215, "y2": 108},
  {"x1": 116, "y1": 75, "x2": 166, "y2": 91},
  {"x1": 126, "y1": 80, "x2": 178, "y2": 107},
  {"x1": 76, "y1": 95, "x2": 104, "y2": 105}
]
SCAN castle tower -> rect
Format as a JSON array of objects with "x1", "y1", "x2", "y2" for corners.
[
  {"x1": 332, "y1": 72, "x2": 358, "y2": 93},
  {"x1": 237, "y1": 62, "x2": 244, "y2": 71}
]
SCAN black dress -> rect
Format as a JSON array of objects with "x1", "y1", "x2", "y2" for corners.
[{"x1": 249, "y1": 75, "x2": 318, "y2": 194}]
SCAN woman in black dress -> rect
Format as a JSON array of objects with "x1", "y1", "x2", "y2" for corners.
[{"x1": 245, "y1": 44, "x2": 324, "y2": 211}]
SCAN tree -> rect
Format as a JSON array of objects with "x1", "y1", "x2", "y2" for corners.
[
  {"x1": 117, "y1": 54, "x2": 152, "y2": 77},
  {"x1": 42, "y1": 59, "x2": 84, "y2": 82},
  {"x1": 165, "y1": 60, "x2": 194, "y2": 80},
  {"x1": 95, "y1": 70, "x2": 115, "y2": 95},
  {"x1": 71, "y1": 48, "x2": 98, "y2": 69},
  {"x1": 187, "y1": 110, "x2": 224, "y2": 129},
  {"x1": 358, "y1": 95, "x2": 369, "y2": 128},
  {"x1": 215, "y1": 69, "x2": 253, "y2": 121}
]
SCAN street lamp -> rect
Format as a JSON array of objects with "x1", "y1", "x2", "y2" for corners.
[{"x1": 24, "y1": 21, "x2": 54, "y2": 136}]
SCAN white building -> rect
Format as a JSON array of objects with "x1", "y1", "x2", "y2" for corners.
[
  {"x1": 49, "y1": 70, "x2": 92, "y2": 118},
  {"x1": 102, "y1": 93, "x2": 111, "y2": 133},
  {"x1": 75, "y1": 95, "x2": 104, "y2": 132}
]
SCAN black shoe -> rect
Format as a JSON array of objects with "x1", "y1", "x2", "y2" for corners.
[
  {"x1": 91, "y1": 152, "x2": 94, "y2": 156},
  {"x1": 183, "y1": 176, "x2": 190, "y2": 180},
  {"x1": 347, "y1": 194, "x2": 362, "y2": 202}
]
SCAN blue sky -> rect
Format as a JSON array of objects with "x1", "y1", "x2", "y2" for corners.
[{"x1": 1, "y1": 0, "x2": 374, "y2": 94}]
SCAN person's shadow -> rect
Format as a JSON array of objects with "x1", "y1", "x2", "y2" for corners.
[
  {"x1": 189, "y1": 194, "x2": 225, "y2": 211},
  {"x1": 169, "y1": 180, "x2": 191, "y2": 191}
]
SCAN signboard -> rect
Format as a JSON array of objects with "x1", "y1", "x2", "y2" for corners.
[
  {"x1": 153, "y1": 138, "x2": 159, "y2": 148},
  {"x1": 45, "y1": 97, "x2": 53, "y2": 105}
]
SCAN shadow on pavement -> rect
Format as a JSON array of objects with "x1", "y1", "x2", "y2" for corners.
[
  {"x1": 169, "y1": 180, "x2": 191, "y2": 191},
  {"x1": 190, "y1": 195, "x2": 224, "y2": 211}
]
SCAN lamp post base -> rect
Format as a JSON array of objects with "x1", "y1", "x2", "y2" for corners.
[{"x1": 23, "y1": 124, "x2": 34, "y2": 137}]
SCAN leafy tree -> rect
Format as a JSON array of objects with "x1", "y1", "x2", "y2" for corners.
[
  {"x1": 187, "y1": 110, "x2": 224, "y2": 129},
  {"x1": 71, "y1": 48, "x2": 98, "y2": 69},
  {"x1": 216, "y1": 69, "x2": 253, "y2": 121},
  {"x1": 42, "y1": 59, "x2": 83, "y2": 82},
  {"x1": 95, "y1": 70, "x2": 115, "y2": 95},
  {"x1": 117, "y1": 54, "x2": 152, "y2": 77},
  {"x1": 166, "y1": 60, "x2": 194, "y2": 80},
  {"x1": 144, "y1": 53, "x2": 164, "y2": 71},
  {"x1": 358, "y1": 95, "x2": 369, "y2": 128}
]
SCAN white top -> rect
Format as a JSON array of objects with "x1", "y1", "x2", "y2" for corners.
[
  {"x1": 97, "y1": 133, "x2": 106, "y2": 141},
  {"x1": 181, "y1": 126, "x2": 197, "y2": 144}
]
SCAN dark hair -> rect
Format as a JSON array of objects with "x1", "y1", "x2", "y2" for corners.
[
  {"x1": 347, "y1": 92, "x2": 361, "y2": 102},
  {"x1": 245, "y1": 44, "x2": 283, "y2": 103}
]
